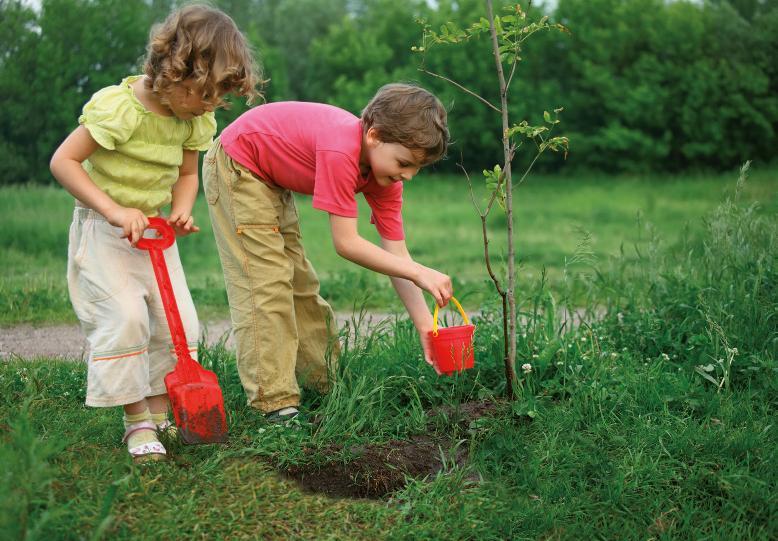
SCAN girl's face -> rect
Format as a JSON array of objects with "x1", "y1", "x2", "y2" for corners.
[
  {"x1": 164, "y1": 79, "x2": 216, "y2": 120},
  {"x1": 362, "y1": 127, "x2": 423, "y2": 188}
]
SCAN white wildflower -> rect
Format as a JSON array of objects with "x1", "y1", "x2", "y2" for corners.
[{"x1": 521, "y1": 363, "x2": 532, "y2": 374}]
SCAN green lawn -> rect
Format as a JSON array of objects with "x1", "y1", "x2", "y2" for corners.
[
  {"x1": 1, "y1": 167, "x2": 776, "y2": 323},
  {"x1": 1, "y1": 166, "x2": 775, "y2": 539}
]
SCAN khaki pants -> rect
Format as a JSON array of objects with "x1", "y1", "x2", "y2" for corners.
[
  {"x1": 67, "y1": 207, "x2": 199, "y2": 407},
  {"x1": 203, "y1": 139, "x2": 339, "y2": 413}
]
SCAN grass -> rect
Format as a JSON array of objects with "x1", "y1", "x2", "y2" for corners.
[
  {"x1": 0, "y1": 167, "x2": 776, "y2": 324},
  {"x1": 1, "y1": 166, "x2": 775, "y2": 539}
]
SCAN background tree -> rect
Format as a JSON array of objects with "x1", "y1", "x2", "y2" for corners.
[
  {"x1": 0, "y1": 0, "x2": 171, "y2": 184},
  {"x1": 1, "y1": 0, "x2": 776, "y2": 185}
]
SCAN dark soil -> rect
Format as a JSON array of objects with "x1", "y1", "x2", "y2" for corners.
[
  {"x1": 283, "y1": 435, "x2": 468, "y2": 499},
  {"x1": 426, "y1": 400, "x2": 501, "y2": 430},
  {"x1": 281, "y1": 400, "x2": 516, "y2": 499}
]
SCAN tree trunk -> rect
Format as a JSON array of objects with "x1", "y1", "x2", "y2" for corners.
[{"x1": 486, "y1": 0, "x2": 518, "y2": 395}]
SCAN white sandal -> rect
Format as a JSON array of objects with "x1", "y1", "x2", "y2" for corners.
[
  {"x1": 123, "y1": 420, "x2": 167, "y2": 462},
  {"x1": 156, "y1": 418, "x2": 179, "y2": 438}
]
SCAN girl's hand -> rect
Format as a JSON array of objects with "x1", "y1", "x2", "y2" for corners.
[
  {"x1": 106, "y1": 206, "x2": 149, "y2": 247},
  {"x1": 167, "y1": 212, "x2": 200, "y2": 236}
]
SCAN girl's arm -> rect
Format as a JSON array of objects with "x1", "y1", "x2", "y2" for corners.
[
  {"x1": 169, "y1": 149, "x2": 201, "y2": 235},
  {"x1": 50, "y1": 126, "x2": 149, "y2": 245},
  {"x1": 328, "y1": 214, "x2": 452, "y2": 308}
]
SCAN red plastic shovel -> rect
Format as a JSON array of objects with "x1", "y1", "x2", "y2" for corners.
[{"x1": 135, "y1": 217, "x2": 228, "y2": 444}]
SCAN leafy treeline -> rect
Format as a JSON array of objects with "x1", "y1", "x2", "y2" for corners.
[{"x1": 1, "y1": 0, "x2": 776, "y2": 184}]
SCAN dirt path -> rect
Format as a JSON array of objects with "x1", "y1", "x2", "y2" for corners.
[
  {"x1": 1, "y1": 307, "x2": 598, "y2": 361},
  {"x1": 0, "y1": 313, "x2": 395, "y2": 361}
]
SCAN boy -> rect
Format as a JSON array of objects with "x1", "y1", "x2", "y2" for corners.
[{"x1": 203, "y1": 83, "x2": 453, "y2": 422}]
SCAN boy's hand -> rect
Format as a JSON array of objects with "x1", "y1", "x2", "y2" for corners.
[
  {"x1": 418, "y1": 328, "x2": 443, "y2": 375},
  {"x1": 413, "y1": 265, "x2": 453, "y2": 308},
  {"x1": 167, "y1": 211, "x2": 200, "y2": 236},
  {"x1": 106, "y1": 206, "x2": 149, "y2": 247}
]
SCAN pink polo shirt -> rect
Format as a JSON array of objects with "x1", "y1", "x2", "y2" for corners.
[{"x1": 220, "y1": 102, "x2": 404, "y2": 240}]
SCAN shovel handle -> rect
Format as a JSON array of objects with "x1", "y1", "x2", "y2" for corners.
[
  {"x1": 136, "y1": 216, "x2": 176, "y2": 251},
  {"x1": 133, "y1": 217, "x2": 197, "y2": 381},
  {"x1": 432, "y1": 296, "x2": 470, "y2": 336}
]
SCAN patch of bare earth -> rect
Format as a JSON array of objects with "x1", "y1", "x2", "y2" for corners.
[{"x1": 280, "y1": 401, "x2": 516, "y2": 499}]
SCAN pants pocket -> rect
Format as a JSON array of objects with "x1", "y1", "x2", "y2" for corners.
[{"x1": 75, "y1": 222, "x2": 130, "y2": 303}]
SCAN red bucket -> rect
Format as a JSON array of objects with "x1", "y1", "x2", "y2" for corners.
[{"x1": 428, "y1": 297, "x2": 475, "y2": 375}]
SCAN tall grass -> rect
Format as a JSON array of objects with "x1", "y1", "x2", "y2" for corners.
[
  {"x1": 0, "y1": 397, "x2": 68, "y2": 539},
  {"x1": 597, "y1": 162, "x2": 777, "y2": 394}
]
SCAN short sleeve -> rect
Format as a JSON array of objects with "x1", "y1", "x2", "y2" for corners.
[
  {"x1": 184, "y1": 112, "x2": 217, "y2": 151},
  {"x1": 78, "y1": 85, "x2": 141, "y2": 150},
  {"x1": 311, "y1": 150, "x2": 360, "y2": 217},
  {"x1": 363, "y1": 181, "x2": 405, "y2": 240}
]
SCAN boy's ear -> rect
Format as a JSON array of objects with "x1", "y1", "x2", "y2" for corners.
[{"x1": 365, "y1": 127, "x2": 382, "y2": 147}]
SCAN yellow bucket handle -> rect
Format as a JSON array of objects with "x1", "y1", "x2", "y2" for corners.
[{"x1": 432, "y1": 296, "x2": 471, "y2": 336}]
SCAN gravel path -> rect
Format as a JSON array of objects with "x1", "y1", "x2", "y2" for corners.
[{"x1": 0, "y1": 313, "x2": 396, "y2": 361}]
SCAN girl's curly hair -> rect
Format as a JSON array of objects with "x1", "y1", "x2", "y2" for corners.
[{"x1": 143, "y1": 4, "x2": 262, "y2": 108}]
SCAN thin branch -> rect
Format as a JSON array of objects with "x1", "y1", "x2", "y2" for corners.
[
  {"x1": 418, "y1": 67, "x2": 502, "y2": 113},
  {"x1": 483, "y1": 145, "x2": 516, "y2": 216},
  {"x1": 515, "y1": 150, "x2": 543, "y2": 188},
  {"x1": 459, "y1": 161, "x2": 505, "y2": 297},
  {"x1": 506, "y1": 57, "x2": 518, "y2": 90},
  {"x1": 481, "y1": 214, "x2": 506, "y2": 297},
  {"x1": 515, "y1": 124, "x2": 558, "y2": 187},
  {"x1": 458, "y1": 159, "x2": 483, "y2": 217}
]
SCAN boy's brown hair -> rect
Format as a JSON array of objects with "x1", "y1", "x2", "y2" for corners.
[
  {"x1": 362, "y1": 83, "x2": 449, "y2": 165},
  {"x1": 144, "y1": 4, "x2": 261, "y2": 108}
]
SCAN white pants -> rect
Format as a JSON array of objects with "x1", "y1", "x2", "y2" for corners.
[{"x1": 67, "y1": 207, "x2": 199, "y2": 407}]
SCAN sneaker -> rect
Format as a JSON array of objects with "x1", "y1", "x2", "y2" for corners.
[{"x1": 264, "y1": 406, "x2": 300, "y2": 424}]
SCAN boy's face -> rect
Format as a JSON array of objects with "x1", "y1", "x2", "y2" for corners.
[{"x1": 363, "y1": 128, "x2": 423, "y2": 187}]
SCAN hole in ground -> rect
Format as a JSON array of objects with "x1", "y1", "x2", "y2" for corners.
[
  {"x1": 283, "y1": 434, "x2": 468, "y2": 499},
  {"x1": 282, "y1": 400, "x2": 521, "y2": 499}
]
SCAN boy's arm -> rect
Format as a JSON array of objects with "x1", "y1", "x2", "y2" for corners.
[
  {"x1": 169, "y1": 149, "x2": 201, "y2": 235},
  {"x1": 380, "y1": 237, "x2": 439, "y2": 365},
  {"x1": 49, "y1": 125, "x2": 149, "y2": 245},
  {"x1": 329, "y1": 214, "x2": 453, "y2": 308}
]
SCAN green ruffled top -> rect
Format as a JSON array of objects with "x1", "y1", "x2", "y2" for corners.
[{"x1": 78, "y1": 75, "x2": 216, "y2": 216}]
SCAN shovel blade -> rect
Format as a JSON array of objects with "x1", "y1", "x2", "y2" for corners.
[{"x1": 165, "y1": 369, "x2": 228, "y2": 444}]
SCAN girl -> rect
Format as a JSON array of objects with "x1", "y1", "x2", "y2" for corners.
[{"x1": 50, "y1": 4, "x2": 259, "y2": 462}]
